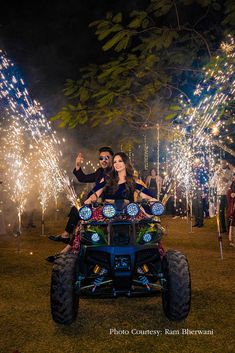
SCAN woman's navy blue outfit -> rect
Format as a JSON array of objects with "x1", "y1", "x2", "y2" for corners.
[{"x1": 92, "y1": 181, "x2": 154, "y2": 201}]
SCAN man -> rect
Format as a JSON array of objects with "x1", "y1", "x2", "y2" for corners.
[
  {"x1": 192, "y1": 160, "x2": 208, "y2": 228},
  {"x1": 48, "y1": 146, "x2": 113, "y2": 243},
  {"x1": 73, "y1": 146, "x2": 113, "y2": 184},
  {"x1": 214, "y1": 159, "x2": 233, "y2": 233}
]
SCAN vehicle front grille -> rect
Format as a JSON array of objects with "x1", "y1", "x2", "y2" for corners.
[
  {"x1": 110, "y1": 224, "x2": 131, "y2": 245},
  {"x1": 136, "y1": 248, "x2": 160, "y2": 265},
  {"x1": 86, "y1": 251, "x2": 110, "y2": 268}
]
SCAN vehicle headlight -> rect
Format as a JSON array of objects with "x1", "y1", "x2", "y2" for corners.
[
  {"x1": 151, "y1": 202, "x2": 165, "y2": 216},
  {"x1": 143, "y1": 233, "x2": 152, "y2": 243},
  {"x1": 102, "y1": 204, "x2": 116, "y2": 218},
  {"x1": 79, "y1": 205, "x2": 93, "y2": 221},
  {"x1": 126, "y1": 202, "x2": 140, "y2": 217},
  {"x1": 91, "y1": 232, "x2": 100, "y2": 242}
]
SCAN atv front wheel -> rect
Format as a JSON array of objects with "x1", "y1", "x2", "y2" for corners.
[
  {"x1": 50, "y1": 253, "x2": 79, "y2": 325},
  {"x1": 161, "y1": 250, "x2": 191, "y2": 321}
]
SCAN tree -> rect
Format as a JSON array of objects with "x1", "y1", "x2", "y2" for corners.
[{"x1": 52, "y1": 0, "x2": 234, "y2": 132}]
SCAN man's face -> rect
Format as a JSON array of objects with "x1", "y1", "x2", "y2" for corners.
[{"x1": 99, "y1": 151, "x2": 112, "y2": 169}]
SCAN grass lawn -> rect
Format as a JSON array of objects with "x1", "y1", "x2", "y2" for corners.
[{"x1": 0, "y1": 215, "x2": 234, "y2": 353}]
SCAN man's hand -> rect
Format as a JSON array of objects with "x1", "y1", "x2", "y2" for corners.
[{"x1": 75, "y1": 153, "x2": 84, "y2": 170}]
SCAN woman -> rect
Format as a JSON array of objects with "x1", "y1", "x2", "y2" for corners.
[
  {"x1": 227, "y1": 173, "x2": 235, "y2": 247},
  {"x1": 47, "y1": 153, "x2": 158, "y2": 261},
  {"x1": 145, "y1": 168, "x2": 162, "y2": 199},
  {"x1": 85, "y1": 152, "x2": 157, "y2": 204}
]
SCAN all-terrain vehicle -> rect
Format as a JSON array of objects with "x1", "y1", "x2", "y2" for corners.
[{"x1": 50, "y1": 200, "x2": 191, "y2": 325}]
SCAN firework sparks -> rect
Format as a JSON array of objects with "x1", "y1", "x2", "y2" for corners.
[
  {"x1": 163, "y1": 35, "x2": 234, "y2": 219},
  {"x1": 0, "y1": 49, "x2": 78, "y2": 207},
  {"x1": 1, "y1": 117, "x2": 32, "y2": 233}
]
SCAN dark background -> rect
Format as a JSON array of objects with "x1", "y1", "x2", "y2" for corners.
[
  {"x1": 0, "y1": 0, "x2": 146, "y2": 115},
  {"x1": 0, "y1": 1, "x2": 234, "y2": 166}
]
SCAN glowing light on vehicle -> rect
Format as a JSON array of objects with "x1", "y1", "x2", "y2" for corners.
[
  {"x1": 126, "y1": 203, "x2": 140, "y2": 217},
  {"x1": 91, "y1": 233, "x2": 100, "y2": 242},
  {"x1": 102, "y1": 204, "x2": 116, "y2": 218},
  {"x1": 143, "y1": 233, "x2": 152, "y2": 243},
  {"x1": 79, "y1": 206, "x2": 92, "y2": 221},
  {"x1": 151, "y1": 202, "x2": 165, "y2": 216}
]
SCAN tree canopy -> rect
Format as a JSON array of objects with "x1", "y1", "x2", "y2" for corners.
[{"x1": 51, "y1": 0, "x2": 235, "y2": 132}]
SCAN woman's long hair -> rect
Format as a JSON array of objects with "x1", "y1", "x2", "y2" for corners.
[{"x1": 105, "y1": 152, "x2": 136, "y2": 197}]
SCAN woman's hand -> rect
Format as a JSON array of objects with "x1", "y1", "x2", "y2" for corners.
[
  {"x1": 231, "y1": 193, "x2": 235, "y2": 198},
  {"x1": 84, "y1": 194, "x2": 97, "y2": 204},
  {"x1": 145, "y1": 197, "x2": 158, "y2": 202}
]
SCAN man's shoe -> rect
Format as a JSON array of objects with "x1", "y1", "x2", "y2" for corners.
[
  {"x1": 192, "y1": 224, "x2": 199, "y2": 227},
  {"x1": 197, "y1": 224, "x2": 203, "y2": 228},
  {"x1": 46, "y1": 254, "x2": 60, "y2": 263},
  {"x1": 48, "y1": 235, "x2": 70, "y2": 244}
]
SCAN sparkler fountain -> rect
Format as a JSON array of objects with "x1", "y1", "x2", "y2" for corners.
[
  {"x1": 167, "y1": 35, "x2": 235, "y2": 258},
  {"x1": 38, "y1": 168, "x2": 52, "y2": 236},
  {"x1": 0, "y1": 49, "x2": 79, "y2": 221},
  {"x1": 1, "y1": 117, "x2": 32, "y2": 251}
]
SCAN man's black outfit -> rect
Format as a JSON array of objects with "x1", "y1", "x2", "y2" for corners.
[
  {"x1": 73, "y1": 167, "x2": 106, "y2": 184},
  {"x1": 218, "y1": 195, "x2": 228, "y2": 233},
  {"x1": 192, "y1": 167, "x2": 208, "y2": 227},
  {"x1": 49, "y1": 167, "x2": 110, "y2": 242}
]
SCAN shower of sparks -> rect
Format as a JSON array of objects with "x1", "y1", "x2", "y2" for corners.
[
  {"x1": 38, "y1": 168, "x2": 52, "y2": 216},
  {"x1": 164, "y1": 35, "x2": 235, "y2": 201},
  {"x1": 1, "y1": 117, "x2": 32, "y2": 230},
  {"x1": 0, "y1": 49, "x2": 78, "y2": 207}
]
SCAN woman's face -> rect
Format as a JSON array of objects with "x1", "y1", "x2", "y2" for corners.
[
  {"x1": 151, "y1": 169, "x2": 156, "y2": 177},
  {"x1": 113, "y1": 155, "x2": 126, "y2": 173},
  {"x1": 232, "y1": 175, "x2": 235, "y2": 182}
]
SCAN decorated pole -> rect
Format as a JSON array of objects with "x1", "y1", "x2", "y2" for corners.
[
  {"x1": 156, "y1": 124, "x2": 160, "y2": 200},
  {"x1": 189, "y1": 194, "x2": 193, "y2": 233},
  {"x1": 216, "y1": 197, "x2": 224, "y2": 260},
  {"x1": 143, "y1": 134, "x2": 149, "y2": 171}
]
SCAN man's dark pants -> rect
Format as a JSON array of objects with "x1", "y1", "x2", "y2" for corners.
[
  {"x1": 218, "y1": 195, "x2": 228, "y2": 233},
  {"x1": 65, "y1": 206, "x2": 80, "y2": 234},
  {"x1": 193, "y1": 193, "x2": 204, "y2": 226}
]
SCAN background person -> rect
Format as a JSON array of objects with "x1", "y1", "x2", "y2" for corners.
[
  {"x1": 145, "y1": 168, "x2": 162, "y2": 200},
  {"x1": 192, "y1": 160, "x2": 208, "y2": 228},
  {"x1": 214, "y1": 159, "x2": 233, "y2": 234},
  {"x1": 227, "y1": 173, "x2": 235, "y2": 247}
]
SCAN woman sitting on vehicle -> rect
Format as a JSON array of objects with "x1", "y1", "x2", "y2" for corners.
[
  {"x1": 85, "y1": 152, "x2": 157, "y2": 204},
  {"x1": 47, "y1": 152, "x2": 159, "y2": 261}
]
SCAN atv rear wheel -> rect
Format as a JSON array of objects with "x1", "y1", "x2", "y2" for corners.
[
  {"x1": 161, "y1": 250, "x2": 191, "y2": 321},
  {"x1": 51, "y1": 253, "x2": 79, "y2": 325}
]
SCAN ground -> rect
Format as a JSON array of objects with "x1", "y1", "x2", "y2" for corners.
[{"x1": 0, "y1": 213, "x2": 234, "y2": 353}]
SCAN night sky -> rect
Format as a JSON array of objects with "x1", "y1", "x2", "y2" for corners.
[
  {"x1": 0, "y1": 1, "x2": 234, "y2": 164},
  {"x1": 0, "y1": 0, "x2": 145, "y2": 115},
  {"x1": 0, "y1": 1, "x2": 149, "y2": 156}
]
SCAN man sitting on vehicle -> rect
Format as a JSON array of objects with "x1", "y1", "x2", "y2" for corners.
[{"x1": 48, "y1": 146, "x2": 114, "y2": 244}]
